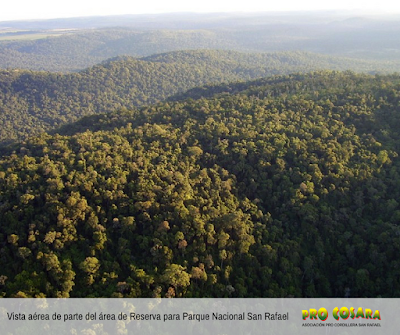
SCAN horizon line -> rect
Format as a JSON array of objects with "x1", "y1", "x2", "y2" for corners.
[{"x1": 1, "y1": 9, "x2": 398, "y2": 24}]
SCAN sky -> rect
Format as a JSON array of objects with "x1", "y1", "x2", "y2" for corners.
[{"x1": 1, "y1": 0, "x2": 399, "y2": 22}]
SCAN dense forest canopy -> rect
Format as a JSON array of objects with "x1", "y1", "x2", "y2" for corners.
[
  {"x1": 1, "y1": 71, "x2": 400, "y2": 298},
  {"x1": 1, "y1": 49, "x2": 396, "y2": 146}
]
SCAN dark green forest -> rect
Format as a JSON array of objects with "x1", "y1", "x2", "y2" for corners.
[
  {"x1": 2, "y1": 49, "x2": 392, "y2": 146},
  {"x1": 1, "y1": 71, "x2": 400, "y2": 298}
]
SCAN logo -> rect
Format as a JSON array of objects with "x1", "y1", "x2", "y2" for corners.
[{"x1": 302, "y1": 307, "x2": 381, "y2": 321}]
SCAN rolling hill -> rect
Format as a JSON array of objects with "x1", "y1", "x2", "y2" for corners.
[
  {"x1": 1, "y1": 12, "x2": 400, "y2": 72},
  {"x1": 1, "y1": 71, "x2": 400, "y2": 298},
  {"x1": 1, "y1": 49, "x2": 395, "y2": 146}
]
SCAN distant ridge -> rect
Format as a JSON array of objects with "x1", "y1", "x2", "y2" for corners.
[{"x1": 1, "y1": 11, "x2": 400, "y2": 72}]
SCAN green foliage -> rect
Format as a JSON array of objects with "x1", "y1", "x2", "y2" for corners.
[
  {"x1": 1, "y1": 71, "x2": 400, "y2": 297},
  {"x1": 0, "y1": 50, "x2": 398, "y2": 146}
]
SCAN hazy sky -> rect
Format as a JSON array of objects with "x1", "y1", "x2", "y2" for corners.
[{"x1": 1, "y1": 0, "x2": 399, "y2": 21}]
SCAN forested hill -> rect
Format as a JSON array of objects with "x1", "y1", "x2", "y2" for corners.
[
  {"x1": 0, "y1": 49, "x2": 393, "y2": 146},
  {"x1": 1, "y1": 71, "x2": 400, "y2": 298},
  {"x1": 1, "y1": 12, "x2": 400, "y2": 72}
]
